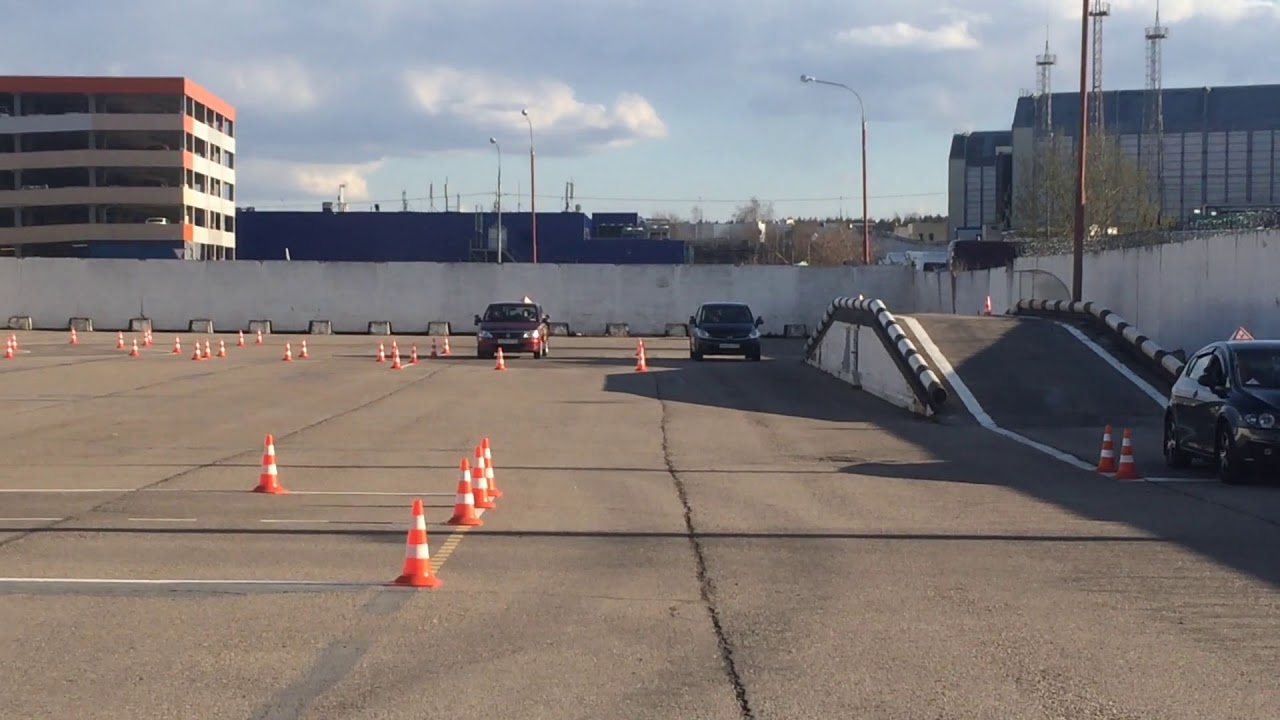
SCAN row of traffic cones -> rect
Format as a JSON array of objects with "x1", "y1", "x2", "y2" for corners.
[
  {"x1": 248, "y1": 433, "x2": 501, "y2": 589},
  {"x1": 1096, "y1": 425, "x2": 1141, "y2": 480},
  {"x1": 376, "y1": 338, "x2": 451, "y2": 369}
]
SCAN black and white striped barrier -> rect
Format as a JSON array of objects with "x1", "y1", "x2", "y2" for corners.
[
  {"x1": 805, "y1": 296, "x2": 949, "y2": 409},
  {"x1": 1013, "y1": 299, "x2": 1185, "y2": 380}
]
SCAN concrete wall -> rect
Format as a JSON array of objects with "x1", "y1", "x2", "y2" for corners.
[
  {"x1": 0, "y1": 258, "x2": 917, "y2": 335},
  {"x1": 911, "y1": 230, "x2": 1280, "y2": 355},
  {"x1": 810, "y1": 321, "x2": 921, "y2": 413}
]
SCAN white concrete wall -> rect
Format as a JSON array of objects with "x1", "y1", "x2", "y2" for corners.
[
  {"x1": 809, "y1": 321, "x2": 922, "y2": 413},
  {"x1": 0, "y1": 258, "x2": 917, "y2": 335}
]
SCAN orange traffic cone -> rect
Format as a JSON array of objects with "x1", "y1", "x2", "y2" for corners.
[
  {"x1": 391, "y1": 498, "x2": 443, "y2": 588},
  {"x1": 1115, "y1": 428, "x2": 1141, "y2": 480},
  {"x1": 69, "y1": 328, "x2": 78, "y2": 345},
  {"x1": 1096, "y1": 425, "x2": 1117, "y2": 473},
  {"x1": 129, "y1": 338, "x2": 140, "y2": 357},
  {"x1": 191, "y1": 343, "x2": 202, "y2": 360},
  {"x1": 430, "y1": 339, "x2": 439, "y2": 358},
  {"x1": 3, "y1": 339, "x2": 13, "y2": 360},
  {"x1": 299, "y1": 340, "x2": 309, "y2": 359},
  {"x1": 635, "y1": 340, "x2": 648, "y2": 372},
  {"x1": 481, "y1": 437, "x2": 500, "y2": 498},
  {"x1": 217, "y1": 339, "x2": 227, "y2": 358},
  {"x1": 983, "y1": 295, "x2": 993, "y2": 316},
  {"x1": 376, "y1": 342, "x2": 386, "y2": 363},
  {"x1": 472, "y1": 445, "x2": 495, "y2": 509},
  {"x1": 116, "y1": 331, "x2": 125, "y2": 350},
  {"x1": 494, "y1": 347, "x2": 506, "y2": 370},
  {"x1": 447, "y1": 459, "x2": 483, "y2": 526},
  {"x1": 255, "y1": 329, "x2": 264, "y2": 345},
  {"x1": 238, "y1": 330, "x2": 246, "y2": 347},
  {"x1": 282, "y1": 342, "x2": 293, "y2": 361},
  {"x1": 390, "y1": 346, "x2": 402, "y2": 370},
  {"x1": 172, "y1": 336, "x2": 182, "y2": 354},
  {"x1": 203, "y1": 339, "x2": 212, "y2": 359},
  {"x1": 410, "y1": 344, "x2": 419, "y2": 364},
  {"x1": 441, "y1": 337, "x2": 451, "y2": 356},
  {"x1": 253, "y1": 434, "x2": 286, "y2": 493},
  {"x1": 143, "y1": 331, "x2": 153, "y2": 347}
]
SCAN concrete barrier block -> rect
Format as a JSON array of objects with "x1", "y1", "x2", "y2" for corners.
[
  {"x1": 549, "y1": 322, "x2": 571, "y2": 336},
  {"x1": 189, "y1": 319, "x2": 214, "y2": 334},
  {"x1": 605, "y1": 323, "x2": 630, "y2": 337},
  {"x1": 8, "y1": 316, "x2": 33, "y2": 331},
  {"x1": 129, "y1": 317, "x2": 152, "y2": 333},
  {"x1": 68, "y1": 317, "x2": 93, "y2": 332},
  {"x1": 248, "y1": 320, "x2": 272, "y2": 335},
  {"x1": 664, "y1": 323, "x2": 689, "y2": 337},
  {"x1": 308, "y1": 320, "x2": 333, "y2": 335},
  {"x1": 368, "y1": 321, "x2": 392, "y2": 335},
  {"x1": 783, "y1": 324, "x2": 809, "y2": 338},
  {"x1": 426, "y1": 321, "x2": 451, "y2": 336}
]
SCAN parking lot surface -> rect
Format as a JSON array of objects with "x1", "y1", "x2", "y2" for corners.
[{"x1": 2, "y1": 330, "x2": 1279, "y2": 719}]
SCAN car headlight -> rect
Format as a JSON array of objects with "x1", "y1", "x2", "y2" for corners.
[
  {"x1": 693, "y1": 328, "x2": 710, "y2": 338},
  {"x1": 1245, "y1": 412, "x2": 1277, "y2": 429},
  {"x1": 478, "y1": 330, "x2": 493, "y2": 338},
  {"x1": 748, "y1": 328, "x2": 760, "y2": 339},
  {"x1": 523, "y1": 330, "x2": 539, "y2": 338}
]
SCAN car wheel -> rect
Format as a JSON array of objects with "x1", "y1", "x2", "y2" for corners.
[
  {"x1": 1216, "y1": 423, "x2": 1246, "y2": 484},
  {"x1": 748, "y1": 349, "x2": 762, "y2": 362},
  {"x1": 691, "y1": 350, "x2": 703, "y2": 361},
  {"x1": 1163, "y1": 413, "x2": 1192, "y2": 469}
]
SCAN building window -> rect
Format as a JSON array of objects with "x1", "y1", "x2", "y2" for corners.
[{"x1": 225, "y1": 151, "x2": 234, "y2": 169}]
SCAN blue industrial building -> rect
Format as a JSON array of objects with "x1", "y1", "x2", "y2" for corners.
[{"x1": 233, "y1": 208, "x2": 690, "y2": 264}]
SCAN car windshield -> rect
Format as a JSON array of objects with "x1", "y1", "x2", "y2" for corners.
[
  {"x1": 484, "y1": 304, "x2": 539, "y2": 322},
  {"x1": 701, "y1": 305, "x2": 753, "y2": 324},
  {"x1": 1234, "y1": 348, "x2": 1280, "y2": 389}
]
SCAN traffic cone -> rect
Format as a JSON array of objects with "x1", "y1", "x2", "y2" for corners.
[
  {"x1": 635, "y1": 340, "x2": 648, "y2": 372},
  {"x1": 447, "y1": 459, "x2": 483, "y2": 526},
  {"x1": 255, "y1": 329, "x2": 264, "y2": 345},
  {"x1": 376, "y1": 342, "x2": 386, "y2": 363},
  {"x1": 172, "y1": 336, "x2": 182, "y2": 354},
  {"x1": 203, "y1": 339, "x2": 212, "y2": 359},
  {"x1": 494, "y1": 347, "x2": 506, "y2": 370},
  {"x1": 282, "y1": 342, "x2": 293, "y2": 361},
  {"x1": 441, "y1": 337, "x2": 451, "y2": 356},
  {"x1": 1115, "y1": 428, "x2": 1141, "y2": 480},
  {"x1": 430, "y1": 339, "x2": 439, "y2": 358},
  {"x1": 144, "y1": 331, "x2": 153, "y2": 347},
  {"x1": 299, "y1": 340, "x2": 309, "y2": 359},
  {"x1": 8, "y1": 333, "x2": 15, "y2": 350},
  {"x1": 3, "y1": 339, "x2": 13, "y2": 360},
  {"x1": 391, "y1": 340, "x2": 399, "y2": 356},
  {"x1": 129, "y1": 338, "x2": 140, "y2": 357},
  {"x1": 983, "y1": 296, "x2": 993, "y2": 316},
  {"x1": 482, "y1": 437, "x2": 500, "y2": 498},
  {"x1": 391, "y1": 499, "x2": 442, "y2": 588},
  {"x1": 410, "y1": 344, "x2": 419, "y2": 364},
  {"x1": 472, "y1": 445, "x2": 495, "y2": 509},
  {"x1": 253, "y1": 434, "x2": 286, "y2": 493},
  {"x1": 238, "y1": 330, "x2": 246, "y2": 347},
  {"x1": 217, "y1": 339, "x2": 227, "y2": 358},
  {"x1": 116, "y1": 331, "x2": 125, "y2": 350},
  {"x1": 1096, "y1": 425, "x2": 1117, "y2": 473},
  {"x1": 191, "y1": 343, "x2": 202, "y2": 360},
  {"x1": 390, "y1": 346, "x2": 402, "y2": 370},
  {"x1": 69, "y1": 328, "x2": 78, "y2": 345}
]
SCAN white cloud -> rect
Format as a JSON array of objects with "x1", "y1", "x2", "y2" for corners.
[
  {"x1": 1054, "y1": 0, "x2": 1280, "y2": 23},
  {"x1": 215, "y1": 57, "x2": 321, "y2": 113},
  {"x1": 239, "y1": 159, "x2": 385, "y2": 201},
  {"x1": 836, "y1": 20, "x2": 981, "y2": 50}
]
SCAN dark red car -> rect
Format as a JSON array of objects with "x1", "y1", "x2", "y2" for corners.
[{"x1": 474, "y1": 300, "x2": 551, "y2": 359}]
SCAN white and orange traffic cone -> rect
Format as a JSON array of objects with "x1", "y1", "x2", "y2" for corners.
[
  {"x1": 391, "y1": 498, "x2": 442, "y2": 588},
  {"x1": 376, "y1": 342, "x2": 386, "y2": 363},
  {"x1": 635, "y1": 339, "x2": 648, "y2": 372},
  {"x1": 441, "y1": 337, "x2": 451, "y2": 356},
  {"x1": 217, "y1": 339, "x2": 227, "y2": 358},
  {"x1": 481, "y1": 437, "x2": 500, "y2": 498},
  {"x1": 282, "y1": 342, "x2": 293, "y2": 361},
  {"x1": 447, "y1": 459, "x2": 483, "y2": 526},
  {"x1": 255, "y1": 329, "x2": 264, "y2": 345},
  {"x1": 69, "y1": 328, "x2": 78, "y2": 345},
  {"x1": 203, "y1": 339, "x2": 212, "y2": 359},
  {"x1": 983, "y1": 295, "x2": 993, "y2": 316},
  {"x1": 143, "y1": 331, "x2": 153, "y2": 347},
  {"x1": 172, "y1": 336, "x2": 182, "y2": 354},
  {"x1": 129, "y1": 338, "x2": 140, "y2": 357},
  {"x1": 299, "y1": 340, "x2": 309, "y2": 359},
  {"x1": 390, "y1": 346, "x2": 402, "y2": 370},
  {"x1": 116, "y1": 331, "x2": 125, "y2": 350},
  {"x1": 494, "y1": 347, "x2": 506, "y2": 371},
  {"x1": 253, "y1": 434, "x2": 286, "y2": 494},
  {"x1": 1096, "y1": 425, "x2": 1117, "y2": 473},
  {"x1": 3, "y1": 338, "x2": 13, "y2": 360},
  {"x1": 410, "y1": 344, "x2": 419, "y2": 364},
  {"x1": 472, "y1": 445, "x2": 495, "y2": 509},
  {"x1": 191, "y1": 343, "x2": 202, "y2": 361},
  {"x1": 1115, "y1": 428, "x2": 1141, "y2": 480},
  {"x1": 430, "y1": 339, "x2": 439, "y2": 358},
  {"x1": 238, "y1": 330, "x2": 246, "y2": 347}
]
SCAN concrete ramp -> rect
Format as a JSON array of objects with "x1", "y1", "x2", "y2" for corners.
[{"x1": 905, "y1": 313, "x2": 1188, "y2": 478}]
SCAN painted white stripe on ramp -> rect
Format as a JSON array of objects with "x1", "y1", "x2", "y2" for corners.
[
  {"x1": 0, "y1": 577, "x2": 373, "y2": 587},
  {"x1": 1055, "y1": 321, "x2": 1168, "y2": 407}
]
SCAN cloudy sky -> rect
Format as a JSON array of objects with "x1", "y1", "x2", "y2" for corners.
[{"x1": 3, "y1": 0, "x2": 1278, "y2": 220}]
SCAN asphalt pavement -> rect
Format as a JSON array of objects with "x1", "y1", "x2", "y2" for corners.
[{"x1": 1, "y1": 328, "x2": 1279, "y2": 719}]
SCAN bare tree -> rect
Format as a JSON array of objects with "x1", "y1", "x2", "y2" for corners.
[
  {"x1": 732, "y1": 196, "x2": 775, "y2": 223},
  {"x1": 1014, "y1": 132, "x2": 1165, "y2": 251}
]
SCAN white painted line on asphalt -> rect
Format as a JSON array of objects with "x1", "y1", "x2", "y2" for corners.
[
  {"x1": 1143, "y1": 477, "x2": 1219, "y2": 483},
  {"x1": 0, "y1": 577, "x2": 373, "y2": 587},
  {"x1": 0, "y1": 488, "x2": 453, "y2": 496},
  {"x1": 128, "y1": 517, "x2": 197, "y2": 522},
  {"x1": 0, "y1": 488, "x2": 136, "y2": 493},
  {"x1": 281, "y1": 491, "x2": 454, "y2": 497},
  {"x1": 1055, "y1": 321, "x2": 1167, "y2": 407},
  {"x1": 0, "y1": 517, "x2": 64, "y2": 522}
]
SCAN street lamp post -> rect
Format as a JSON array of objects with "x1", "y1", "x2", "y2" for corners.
[
  {"x1": 800, "y1": 74, "x2": 871, "y2": 265},
  {"x1": 521, "y1": 108, "x2": 537, "y2": 264},
  {"x1": 489, "y1": 137, "x2": 503, "y2": 264}
]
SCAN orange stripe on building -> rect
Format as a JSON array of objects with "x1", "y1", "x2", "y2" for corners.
[
  {"x1": 0, "y1": 76, "x2": 186, "y2": 95},
  {"x1": 183, "y1": 79, "x2": 235, "y2": 121}
]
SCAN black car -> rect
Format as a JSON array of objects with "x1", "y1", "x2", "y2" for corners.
[
  {"x1": 1165, "y1": 339, "x2": 1280, "y2": 483},
  {"x1": 688, "y1": 301, "x2": 763, "y2": 361}
]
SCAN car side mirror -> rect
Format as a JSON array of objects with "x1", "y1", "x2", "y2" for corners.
[
  {"x1": 755, "y1": 316, "x2": 764, "y2": 326},
  {"x1": 543, "y1": 315, "x2": 551, "y2": 323},
  {"x1": 689, "y1": 315, "x2": 697, "y2": 326},
  {"x1": 473, "y1": 315, "x2": 481, "y2": 325}
]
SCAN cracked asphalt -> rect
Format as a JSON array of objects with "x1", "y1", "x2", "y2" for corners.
[{"x1": 1, "y1": 330, "x2": 1279, "y2": 719}]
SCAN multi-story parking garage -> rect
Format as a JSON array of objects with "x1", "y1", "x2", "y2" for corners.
[{"x1": 0, "y1": 76, "x2": 236, "y2": 259}]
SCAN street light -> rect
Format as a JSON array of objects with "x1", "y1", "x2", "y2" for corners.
[
  {"x1": 800, "y1": 74, "x2": 871, "y2": 265},
  {"x1": 490, "y1": 137, "x2": 503, "y2": 264},
  {"x1": 521, "y1": 108, "x2": 537, "y2": 264}
]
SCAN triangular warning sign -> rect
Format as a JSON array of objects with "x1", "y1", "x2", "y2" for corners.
[{"x1": 1230, "y1": 326, "x2": 1254, "y2": 341}]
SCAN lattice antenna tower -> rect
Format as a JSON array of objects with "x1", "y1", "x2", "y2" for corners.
[
  {"x1": 1144, "y1": 0, "x2": 1169, "y2": 200},
  {"x1": 1089, "y1": 1, "x2": 1111, "y2": 133},
  {"x1": 1035, "y1": 30, "x2": 1057, "y2": 137}
]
